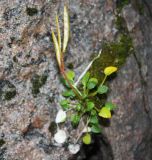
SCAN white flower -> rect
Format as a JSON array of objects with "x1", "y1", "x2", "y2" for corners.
[
  {"x1": 54, "y1": 129, "x2": 67, "y2": 144},
  {"x1": 68, "y1": 144, "x2": 80, "y2": 154},
  {"x1": 55, "y1": 109, "x2": 66, "y2": 123}
]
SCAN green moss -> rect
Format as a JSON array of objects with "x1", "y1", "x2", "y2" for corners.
[
  {"x1": 26, "y1": 7, "x2": 38, "y2": 16},
  {"x1": 90, "y1": 34, "x2": 133, "y2": 82},
  {"x1": 31, "y1": 74, "x2": 47, "y2": 96},
  {"x1": 0, "y1": 139, "x2": 5, "y2": 147},
  {"x1": 115, "y1": 15, "x2": 127, "y2": 32}
]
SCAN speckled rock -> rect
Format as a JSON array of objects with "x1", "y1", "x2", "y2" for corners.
[{"x1": 0, "y1": 0, "x2": 152, "y2": 160}]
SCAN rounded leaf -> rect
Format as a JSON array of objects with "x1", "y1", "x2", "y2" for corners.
[
  {"x1": 81, "y1": 72, "x2": 90, "y2": 86},
  {"x1": 98, "y1": 107, "x2": 111, "y2": 118},
  {"x1": 68, "y1": 144, "x2": 80, "y2": 154},
  {"x1": 97, "y1": 85, "x2": 108, "y2": 94},
  {"x1": 86, "y1": 101, "x2": 95, "y2": 111},
  {"x1": 105, "y1": 102, "x2": 116, "y2": 111},
  {"x1": 66, "y1": 70, "x2": 75, "y2": 81},
  {"x1": 91, "y1": 124, "x2": 102, "y2": 133},
  {"x1": 87, "y1": 78, "x2": 98, "y2": 89},
  {"x1": 60, "y1": 99, "x2": 69, "y2": 110},
  {"x1": 54, "y1": 129, "x2": 67, "y2": 144},
  {"x1": 104, "y1": 66, "x2": 117, "y2": 76},
  {"x1": 55, "y1": 109, "x2": 66, "y2": 123},
  {"x1": 82, "y1": 133, "x2": 91, "y2": 145}
]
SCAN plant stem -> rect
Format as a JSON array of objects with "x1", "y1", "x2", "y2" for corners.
[
  {"x1": 60, "y1": 57, "x2": 83, "y2": 100},
  {"x1": 74, "y1": 117, "x2": 90, "y2": 144},
  {"x1": 101, "y1": 75, "x2": 107, "y2": 86}
]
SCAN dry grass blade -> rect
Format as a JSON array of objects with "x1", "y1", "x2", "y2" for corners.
[
  {"x1": 56, "y1": 14, "x2": 61, "y2": 51},
  {"x1": 63, "y1": 5, "x2": 70, "y2": 53},
  {"x1": 52, "y1": 30, "x2": 61, "y2": 67}
]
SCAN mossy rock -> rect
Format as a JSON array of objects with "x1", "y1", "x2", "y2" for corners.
[
  {"x1": 0, "y1": 80, "x2": 16, "y2": 101},
  {"x1": 26, "y1": 7, "x2": 38, "y2": 16},
  {"x1": 90, "y1": 34, "x2": 133, "y2": 82},
  {"x1": 31, "y1": 73, "x2": 47, "y2": 96},
  {"x1": 0, "y1": 139, "x2": 5, "y2": 147}
]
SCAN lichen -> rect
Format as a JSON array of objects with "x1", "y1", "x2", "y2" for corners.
[
  {"x1": 31, "y1": 74, "x2": 47, "y2": 96},
  {"x1": 0, "y1": 139, "x2": 5, "y2": 147},
  {"x1": 26, "y1": 7, "x2": 38, "y2": 16},
  {"x1": 4, "y1": 89, "x2": 16, "y2": 100},
  {"x1": 0, "y1": 80, "x2": 16, "y2": 101}
]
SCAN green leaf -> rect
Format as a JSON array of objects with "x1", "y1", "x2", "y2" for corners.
[
  {"x1": 87, "y1": 78, "x2": 98, "y2": 89},
  {"x1": 76, "y1": 103, "x2": 82, "y2": 111},
  {"x1": 82, "y1": 133, "x2": 91, "y2": 145},
  {"x1": 62, "y1": 90, "x2": 75, "y2": 98},
  {"x1": 98, "y1": 107, "x2": 111, "y2": 118},
  {"x1": 91, "y1": 124, "x2": 102, "y2": 133},
  {"x1": 71, "y1": 114, "x2": 80, "y2": 127},
  {"x1": 90, "y1": 116, "x2": 98, "y2": 124},
  {"x1": 91, "y1": 109, "x2": 97, "y2": 116},
  {"x1": 60, "y1": 77, "x2": 70, "y2": 88},
  {"x1": 81, "y1": 72, "x2": 90, "y2": 86},
  {"x1": 66, "y1": 70, "x2": 75, "y2": 81},
  {"x1": 86, "y1": 101, "x2": 95, "y2": 111},
  {"x1": 60, "y1": 99, "x2": 69, "y2": 110},
  {"x1": 105, "y1": 102, "x2": 117, "y2": 111},
  {"x1": 97, "y1": 85, "x2": 108, "y2": 94}
]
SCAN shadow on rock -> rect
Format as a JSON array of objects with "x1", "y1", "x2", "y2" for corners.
[{"x1": 69, "y1": 133, "x2": 113, "y2": 160}]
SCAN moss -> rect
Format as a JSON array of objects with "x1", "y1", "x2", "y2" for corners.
[
  {"x1": 0, "y1": 139, "x2": 5, "y2": 147},
  {"x1": 115, "y1": 15, "x2": 127, "y2": 32},
  {"x1": 31, "y1": 74, "x2": 47, "y2": 96},
  {"x1": 26, "y1": 7, "x2": 38, "y2": 16},
  {"x1": 90, "y1": 34, "x2": 133, "y2": 82}
]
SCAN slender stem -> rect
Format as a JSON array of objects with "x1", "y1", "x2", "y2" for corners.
[
  {"x1": 60, "y1": 57, "x2": 83, "y2": 100},
  {"x1": 101, "y1": 75, "x2": 107, "y2": 86},
  {"x1": 75, "y1": 50, "x2": 102, "y2": 86},
  {"x1": 74, "y1": 117, "x2": 90, "y2": 144},
  {"x1": 94, "y1": 106, "x2": 100, "y2": 112}
]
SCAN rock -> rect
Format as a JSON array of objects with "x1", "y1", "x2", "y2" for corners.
[{"x1": 0, "y1": 0, "x2": 152, "y2": 160}]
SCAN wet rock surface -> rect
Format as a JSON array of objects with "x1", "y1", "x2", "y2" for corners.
[{"x1": 0, "y1": 0, "x2": 152, "y2": 160}]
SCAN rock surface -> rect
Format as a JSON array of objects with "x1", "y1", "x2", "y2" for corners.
[{"x1": 0, "y1": 0, "x2": 152, "y2": 160}]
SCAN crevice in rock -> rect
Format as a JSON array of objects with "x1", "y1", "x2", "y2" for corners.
[
  {"x1": 133, "y1": 52, "x2": 149, "y2": 114},
  {"x1": 69, "y1": 133, "x2": 113, "y2": 160}
]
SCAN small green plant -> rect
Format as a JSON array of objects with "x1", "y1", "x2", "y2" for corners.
[{"x1": 51, "y1": 6, "x2": 118, "y2": 152}]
